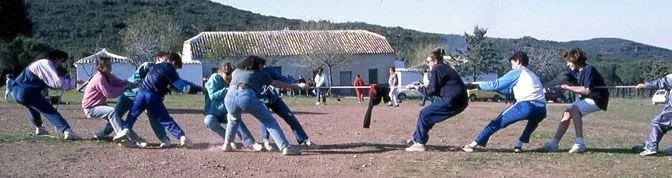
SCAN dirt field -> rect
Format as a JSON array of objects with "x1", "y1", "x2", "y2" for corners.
[{"x1": 1, "y1": 93, "x2": 672, "y2": 177}]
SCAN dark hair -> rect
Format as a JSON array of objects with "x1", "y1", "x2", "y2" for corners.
[
  {"x1": 389, "y1": 67, "x2": 396, "y2": 72},
  {"x1": 152, "y1": 51, "x2": 168, "y2": 59},
  {"x1": 37, "y1": 50, "x2": 68, "y2": 62},
  {"x1": 356, "y1": 74, "x2": 360, "y2": 78},
  {"x1": 316, "y1": 66, "x2": 324, "y2": 73},
  {"x1": 430, "y1": 48, "x2": 446, "y2": 64},
  {"x1": 165, "y1": 52, "x2": 183, "y2": 69},
  {"x1": 563, "y1": 48, "x2": 587, "y2": 66},
  {"x1": 218, "y1": 62, "x2": 233, "y2": 75},
  {"x1": 509, "y1": 51, "x2": 529, "y2": 66},
  {"x1": 96, "y1": 57, "x2": 112, "y2": 72},
  {"x1": 237, "y1": 55, "x2": 266, "y2": 70}
]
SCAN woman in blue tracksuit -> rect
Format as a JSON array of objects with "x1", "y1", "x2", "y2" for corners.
[
  {"x1": 405, "y1": 49, "x2": 469, "y2": 152},
  {"x1": 114, "y1": 52, "x2": 201, "y2": 148},
  {"x1": 462, "y1": 52, "x2": 547, "y2": 153},
  {"x1": 632, "y1": 74, "x2": 672, "y2": 156},
  {"x1": 203, "y1": 62, "x2": 261, "y2": 150},
  {"x1": 222, "y1": 55, "x2": 304, "y2": 156},
  {"x1": 11, "y1": 50, "x2": 84, "y2": 140}
]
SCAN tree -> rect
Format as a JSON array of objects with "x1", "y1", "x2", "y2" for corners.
[
  {"x1": 121, "y1": 10, "x2": 181, "y2": 64},
  {"x1": 461, "y1": 26, "x2": 500, "y2": 82},
  {"x1": 521, "y1": 47, "x2": 565, "y2": 82},
  {"x1": 0, "y1": 37, "x2": 53, "y2": 76},
  {"x1": 0, "y1": 0, "x2": 32, "y2": 41}
]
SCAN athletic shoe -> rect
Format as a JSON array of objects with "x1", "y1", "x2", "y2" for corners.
[
  {"x1": 221, "y1": 142, "x2": 234, "y2": 151},
  {"x1": 180, "y1": 136, "x2": 192, "y2": 148},
  {"x1": 393, "y1": 104, "x2": 399, "y2": 107},
  {"x1": 405, "y1": 143, "x2": 426, "y2": 152},
  {"x1": 229, "y1": 142, "x2": 239, "y2": 150},
  {"x1": 63, "y1": 129, "x2": 81, "y2": 141},
  {"x1": 536, "y1": 142, "x2": 559, "y2": 152},
  {"x1": 300, "y1": 139, "x2": 320, "y2": 149},
  {"x1": 462, "y1": 144, "x2": 477, "y2": 153},
  {"x1": 112, "y1": 129, "x2": 129, "y2": 142},
  {"x1": 568, "y1": 143, "x2": 586, "y2": 153},
  {"x1": 639, "y1": 149, "x2": 657, "y2": 156},
  {"x1": 136, "y1": 141, "x2": 148, "y2": 148},
  {"x1": 513, "y1": 146, "x2": 523, "y2": 153},
  {"x1": 282, "y1": 146, "x2": 301, "y2": 156},
  {"x1": 35, "y1": 126, "x2": 50, "y2": 136},
  {"x1": 263, "y1": 140, "x2": 276, "y2": 151},
  {"x1": 250, "y1": 142, "x2": 264, "y2": 152},
  {"x1": 315, "y1": 102, "x2": 321, "y2": 106},
  {"x1": 159, "y1": 138, "x2": 171, "y2": 148},
  {"x1": 403, "y1": 139, "x2": 415, "y2": 146}
]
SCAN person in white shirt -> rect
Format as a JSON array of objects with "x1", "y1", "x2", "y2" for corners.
[{"x1": 313, "y1": 67, "x2": 328, "y2": 105}]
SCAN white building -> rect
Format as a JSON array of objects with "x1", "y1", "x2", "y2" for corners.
[
  {"x1": 181, "y1": 30, "x2": 397, "y2": 95},
  {"x1": 74, "y1": 49, "x2": 136, "y2": 85}
]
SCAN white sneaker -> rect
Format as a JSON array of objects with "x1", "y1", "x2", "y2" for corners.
[
  {"x1": 229, "y1": 142, "x2": 239, "y2": 150},
  {"x1": 112, "y1": 129, "x2": 129, "y2": 142},
  {"x1": 639, "y1": 149, "x2": 657, "y2": 156},
  {"x1": 136, "y1": 142, "x2": 148, "y2": 148},
  {"x1": 180, "y1": 136, "x2": 192, "y2": 148},
  {"x1": 568, "y1": 143, "x2": 586, "y2": 154},
  {"x1": 251, "y1": 142, "x2": 264, "y2": 152},
  {"x1": 536, "y1": 142, "x2": 559, "y2": 152},
  {"x1": 405, "y1": 143, "x2": 426, "y2": 152},
  {"x1": 35, "y1": 126, "x2": 50, "y2": 136},
  {"x1": 159, "y1": 138, "x2": 171, "y2": 148},
  {"x1": 263, "y1": 140, "x2": 276, "y2": 151},
  {"x1": 63, "y1": 129, "x2": 81, "y2": 141},
  {"x1": 315, "y1": 102, "x2": 321, "y2": 106},
  {"x1": 300, "y1": 139, "x2": 320, "y2": 149},
  {"x1": 462, "y1": 144, "x2": 478, "y2": 153},
  {"x1": 282, "y1": 146, "x2": 301, "y2": 156}
]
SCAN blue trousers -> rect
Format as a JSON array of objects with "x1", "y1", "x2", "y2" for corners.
[
  {"x1": 413, "y1": 99, "x2": 467, "y2": 144},
  {"x1": 12, "y1": 87, "x2": 71, "y2": 133},
  {"x1": 474, "y1": 101, "x2": 547, "y2": 146},
  {"x1": 259, "y1": 97, "x2": 309, "y2": 143},
  {"x1": 204, "y1": 114, "x2": 256, "y2": 144},
  {"x1": 225, "y1": 89, "x2": 291, "y2": 150},
  {"x1": 96, "y1": 94, "x2": 169, "y2": 141},
  {"x1": 644, "y1": 104, "x2": 672, "y2": 151},
  {"x1": 124, "y1": 88, "x2": 186, "y2": 139},
  {"x1": 420, "y1": 95, "x2": 434, "y2": 106}
]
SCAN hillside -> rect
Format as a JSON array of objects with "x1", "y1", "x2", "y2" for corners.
[{"x1": 25, "y1": 0, "x2": 672, "y2": 63}]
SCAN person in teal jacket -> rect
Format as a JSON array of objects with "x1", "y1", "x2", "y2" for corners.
[{"x1": 204, "y1": 62, "x2": 262, "y2": 150}]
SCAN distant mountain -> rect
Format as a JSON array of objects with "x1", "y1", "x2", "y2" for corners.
[{"x1": 24, "y1": 0, "x2": 672, "y2": 63}]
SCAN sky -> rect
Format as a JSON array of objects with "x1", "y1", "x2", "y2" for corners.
[{"x1": 213, "y1": 0, "x2": 672, "y2": 50}]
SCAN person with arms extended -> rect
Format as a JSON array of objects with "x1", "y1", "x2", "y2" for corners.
[{"x1": 405, "y1": 48, "x2": 469, "y2": 152}]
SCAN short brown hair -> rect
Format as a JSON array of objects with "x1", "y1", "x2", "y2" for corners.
[
  {"x1": 218, "y1": 62, "x2": 233, "y2": 75},
  {"x1": 563, "y1": 48, "x2": 587, "y2": 66}
]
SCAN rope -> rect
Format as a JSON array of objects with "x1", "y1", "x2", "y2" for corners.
[{"x1": 305, "y1": 85, "x2": 638, "y2": 89}]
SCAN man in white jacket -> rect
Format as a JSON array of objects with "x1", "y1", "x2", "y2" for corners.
[{"x1": 313, "y1": 67, "x2": 329, "y2": 105}]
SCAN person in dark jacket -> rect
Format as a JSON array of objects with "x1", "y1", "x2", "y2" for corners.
[{"x1": 405, "y1": 48, "x2": 469, "y2": 152}]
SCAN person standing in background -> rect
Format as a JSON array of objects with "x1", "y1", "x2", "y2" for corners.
[
  {"x1": 353, "y1": 74, "x2": 365, "y2": 103},
  {"x1": 388, "y1": 67, "x2": 399, "y2": 107},
  {"x1": 5, "y1": 74, "x2": 14, "y2": 101}
]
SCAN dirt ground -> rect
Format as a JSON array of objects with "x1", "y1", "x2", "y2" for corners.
[{"x1": 1, "y1": 97, "x2": 672, "y2": 177}]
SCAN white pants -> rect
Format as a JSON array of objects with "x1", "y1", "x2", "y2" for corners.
[
  {"x1": 4, "y1": 89, "x2": 11, "y2": 100},
  {"x1": 389, "y1": 88, "x2": 399, "y2": 105},
  {"x1": 567, "y1": 98, "x2": 600, "y2": 116}
]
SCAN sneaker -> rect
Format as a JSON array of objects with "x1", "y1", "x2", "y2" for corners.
[
  {"x1": 250, "y1": 142, "x2": 264, "y2": 152},
  {"x1": 315, "y1": 102, "x2": 321, "y2": 106},
  {"x1": 35, "y1": 126, "x2": 50, "y2": 136},
  {"x1": 112, "y1": 129, "x2": 129, "y2": 142},
  {"x1": 229, "y1": 142, "x2": 239, "y2": 150},
  {"x1": 405, "y1": 143, "x2": 426, "y2": 152},
  {"x1": 263, "y1": 140, "x2": 276, "y2": 151},
  {"x1": 536, "y1": 142, "x2": 559, "y2": 152},
  {"x1": 462, "y1": 144, "x2": 477, "y2": 153},
  {"x1": 403, "y1": 139, "x2": 415, "y2": 146},
  {"x1": 300, "y1": 139, "x2": 320, "y2": 149},
  {"x1": 63, "y1": 129, "x2": 81, "y2": 140},
  {"x1": 513, "y1": 146, "x2": 523, "y2": 153},
  {"x1": 136, "y1": 141, "x2": 149, "y2": 148},
  {"x1": 159, "y1": 138, "x2": 171, "y2": 148},
  {"x1": 221, "y1": 142, "x2": 234, "y2": 151},
  {"x1": 180, "y1": 136, "x2": 192, "y2": 148},
  {"x1": 639, "y1": 149, "x2": 657, "y2": 156},
  {"x1": 282, "y1": 146, "x2": 301, "y2": 156},
  {"x1": 568, "y1": 143, "x2": 586, "y2": 154},
  {"x1": 393, "y1": 104, "x2": 400, "y2": 107}
]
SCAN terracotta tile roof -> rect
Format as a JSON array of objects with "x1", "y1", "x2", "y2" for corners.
[
  {"x1": 74, "y1": 49, "x2": 132, "y2": 64},
  {"x1": 183, "y1": 30, "x2": 395, "y2": 60}
]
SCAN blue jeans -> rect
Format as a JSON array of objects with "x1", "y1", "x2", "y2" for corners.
[
  {"x1": 96, "y1": 94, "x2": 169, "y2": 141},
  {"x1": 314, "y1": 88, "x2": 326, "y2": 103},
  {"x1": 124, "y1": 88, "x2": 186, "y2": 139},
  {"x1": 204, "y1": 114, "x2": 256, "y2": 146},
  {"x1": 259, "y1": 97, "x2": 309, "y2": 143},
  {"x1": 85, "y1": 105, "x2": 124, "y2": 134},
  {"x1": 474, "y1": 101, "x2": 547, "y2": 146},
  {"x1": 413, "y1": 99, "x2": 467, "y2": 144},
  {"x1": 224, "y1": 88, "x2": 290, "y2": 150},
  {"x1": 12, "y1": 87, "x2": 71, "y2": 133}
]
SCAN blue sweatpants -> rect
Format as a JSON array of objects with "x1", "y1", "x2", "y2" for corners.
[
  {"x1": 643, "y1": 104, "x2": 672, "y2": 151},
  {"x1": 473, "y1": 101, "x2": 547, "y2": 146},
  {"x1": 259, "y1": 97, "x2": 309, "y2": 143},
  {"x1": 96, "y1": 94, "x2": 169, "y2": 141},
  {"x1": 124, "y1": 88, "x2": 186, "y2": 139},
  {"x1": 413, "y1": 99, "x2": 467, "y2": 144},
  {"x1": 12, "y1": 88, "x2": 71, "y2": 133}
]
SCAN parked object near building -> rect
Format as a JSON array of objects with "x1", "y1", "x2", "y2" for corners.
[
  {"x1": 544, "y1": 88, "x2": 568, "y2": 103},
  {"x1": 652, "y1": 89, "x2": 668, "y2": 105},
  {"x1": 467, "y1": 89, "x2": 503, "y2": 102}
]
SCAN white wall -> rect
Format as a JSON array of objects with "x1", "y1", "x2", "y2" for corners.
[{"x1": 177, "y1": 63, "x2": 204, "y2": 86}]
